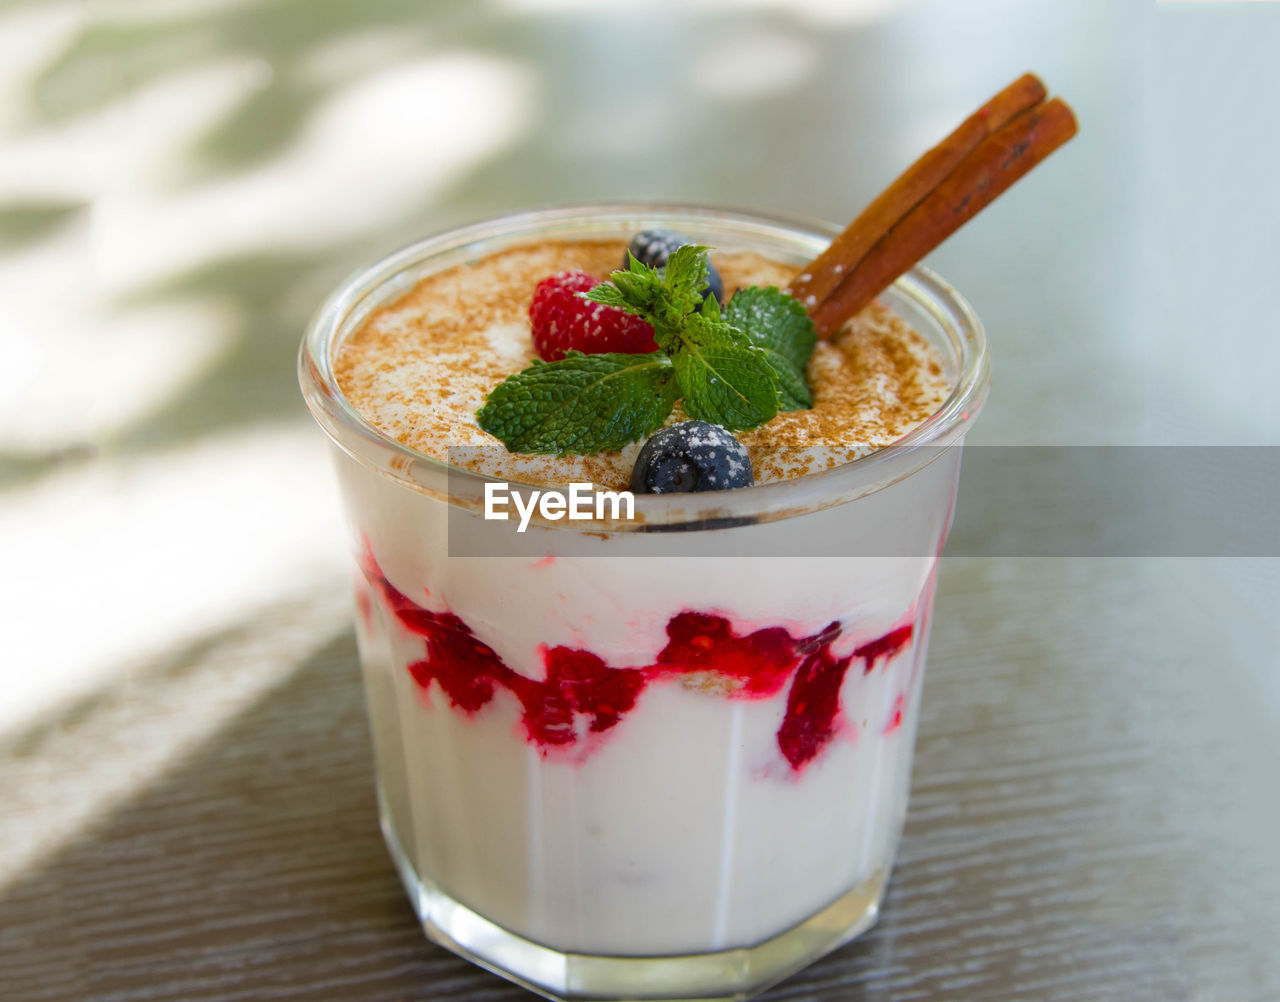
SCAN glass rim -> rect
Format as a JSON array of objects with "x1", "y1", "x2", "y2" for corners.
[{"x1": 298, "y1": 201, "x2": 991, "y2": 529}]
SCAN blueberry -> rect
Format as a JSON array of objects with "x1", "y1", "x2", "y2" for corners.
[
  {"x1": 625, "y1": 229, "x2": 724, "y2": 305},
  {"x1": 630, "y1": 421, "x2": 754, "y2": 494}
]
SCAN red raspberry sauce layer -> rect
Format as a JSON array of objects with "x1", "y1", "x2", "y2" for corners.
[{"x1": 362, "y1": 553, "x2": 913, "y2": 771}]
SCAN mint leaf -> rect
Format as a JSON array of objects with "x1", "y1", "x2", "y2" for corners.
[
  {"x1": 476, "y1": 352, "x2": 677, "y2": 454},
  {"x1": 724, "y1": 286, "x2": 815, "y2": 373},
  {"x1": 580, "y1": 281, "x2": 633, "y2": 312},
  {"x1": 600, "y1": 259, "x2": 671, "y2": 322},
  {"x1": 661, "y1": 243, "x2": 711, "y2": 315},
  {"x1": 724, "y1": 286, "x2": 817, "y2": 411},
  {"x1": 669, "y1": 314, "x2": 778, "y2": 429}
]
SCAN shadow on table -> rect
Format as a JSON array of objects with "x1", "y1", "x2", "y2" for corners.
[{"x1": 0, "y1": 629, "x2": 500, "y2": 1002}]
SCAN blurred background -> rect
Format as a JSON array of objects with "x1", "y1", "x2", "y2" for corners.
[{"x1": 2, "y1": 1, "x2": 1277, "y2": 1000}]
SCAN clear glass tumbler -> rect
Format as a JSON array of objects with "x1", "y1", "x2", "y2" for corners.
[{"x1": 298, "y1": 204, "x2": 989, "y2": 1001}]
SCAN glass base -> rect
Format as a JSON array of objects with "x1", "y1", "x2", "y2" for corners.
[{"x1": 379, "y1": 797, "x2": 886, "y2": 1002}]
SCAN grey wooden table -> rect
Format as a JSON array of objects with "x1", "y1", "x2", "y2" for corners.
[{"x1": 2, "y1": 1, "x2": 1277, "y2": 1000}]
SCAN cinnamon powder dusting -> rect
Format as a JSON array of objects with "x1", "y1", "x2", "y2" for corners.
[{"x1": 334, "y1": 240, "x2": 953, "y2": 489}]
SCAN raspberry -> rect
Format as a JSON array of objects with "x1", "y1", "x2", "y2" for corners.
[{"x1": 529, "y1": 271, "x2": 658, "y2": 361}]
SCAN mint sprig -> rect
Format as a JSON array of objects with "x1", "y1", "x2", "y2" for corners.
[
  {"x1": 475, "y1": 249, "x2": 817, "y2": 455},
  {"x1": 586, "y1": 244, "x2": 716, "y2": 344}
]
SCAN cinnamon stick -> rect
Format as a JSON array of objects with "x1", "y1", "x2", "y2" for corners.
[
  {"x1": 792, "y1": 75, "x2": 1078, "y2": 338},
  {"x1": 789, "y1": 73, "x2": 1047, "y2": 313}
]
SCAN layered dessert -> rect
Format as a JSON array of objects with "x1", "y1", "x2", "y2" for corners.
[
  {"x1": 301, "y1": 72, "x2": 1075, "y2": 1002},
  {"x1": 328, "y1": 231, "x2": 954, "y2": 958}
]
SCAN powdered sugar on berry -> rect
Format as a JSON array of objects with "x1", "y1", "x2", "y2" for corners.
[{"x1": 529, "y1": 271, "x2": 657, "y2": 360}]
